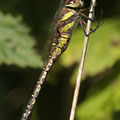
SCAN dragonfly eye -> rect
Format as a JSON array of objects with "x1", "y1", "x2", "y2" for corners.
[{"x1": 64, "y1": 0, "x2": 84, "y2": 8}]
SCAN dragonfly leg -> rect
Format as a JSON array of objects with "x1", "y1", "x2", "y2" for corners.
[
  {"x1": 79, "y1": 12, "x2": 94, "y2": 21},
  {"x1": 79, "y1": 9, "x2": 103, "y2": 21},
  {"x1": 79, "y1": 9, "x2": 103, "y2": 36},
  {"x1": 86, "y1": 9, "x2": 104, "y2": 36},
  {"x1": 79, "y1": 7, "x2": 90, "y2": 12},
  {"x1": 78, "y1": 18, "x2": 95, "y2": 36},
  {"x1": 78, "y1": 18, "x2": 89, "y2": 36}
]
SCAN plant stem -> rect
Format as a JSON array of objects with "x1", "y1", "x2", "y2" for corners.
[{"x1": 69, "y1": 0, "x2": 96, "y2": 120}]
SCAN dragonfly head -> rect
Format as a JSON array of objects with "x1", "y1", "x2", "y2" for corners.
[{"x1": 64, "y1": 0, "x2": 84, "y2": 8}]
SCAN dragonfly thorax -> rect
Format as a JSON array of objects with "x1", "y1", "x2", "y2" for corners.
[{"x1": 64, "y1": 0, "x2": 84, "y2": 8}]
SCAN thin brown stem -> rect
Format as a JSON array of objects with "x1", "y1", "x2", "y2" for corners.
[{"x1": 69, "y1": 0, "x2": 96, "y2": 120}]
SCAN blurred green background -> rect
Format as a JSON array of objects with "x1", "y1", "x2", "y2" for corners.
[{"x1": 0, "y1": 0, "x2": 120, "y2": 120}]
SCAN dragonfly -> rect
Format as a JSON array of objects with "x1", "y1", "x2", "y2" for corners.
[{"x1": 21, "y1": 0, "x2": 103, "y2": 119}]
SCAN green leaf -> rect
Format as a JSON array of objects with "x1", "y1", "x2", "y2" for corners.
[
  {"x1": 60, "y1": 17, "x2": 120, "y2": 80},
  {"x1": 76, "y1": 60, "x2": 120, "y2": 120},
  {"x1": 0, "y1": 11, "x2": 43, "y2": 68}
]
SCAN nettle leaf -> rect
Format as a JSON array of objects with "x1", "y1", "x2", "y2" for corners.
[
  {"x1": 60, "y1": 17, "x2": 120, "y2": 80},
  {"x1": 0, "y1": 12, "x2": 43, "y2": 68}
]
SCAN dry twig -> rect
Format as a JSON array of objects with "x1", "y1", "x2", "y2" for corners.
[{"x1": 69, "y1": 0, "x2": 96, "y2": 120}]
